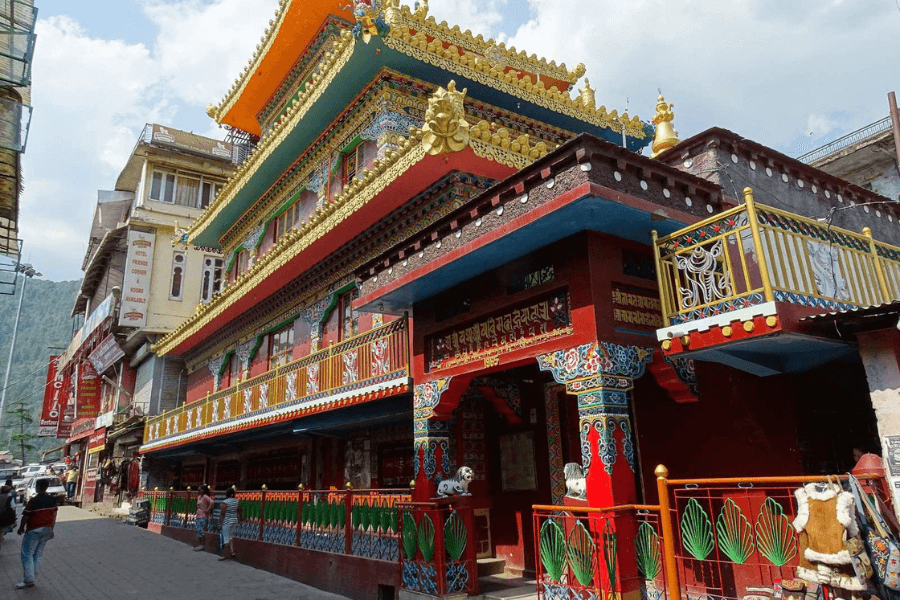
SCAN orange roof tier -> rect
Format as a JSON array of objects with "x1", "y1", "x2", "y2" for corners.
[{"x1": 208, "y1": 0, "x2": 351, "y2": 135}]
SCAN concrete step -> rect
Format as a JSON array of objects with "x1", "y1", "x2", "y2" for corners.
[
  {"x1": 480, "y1": 585, "x2": 538, "y2": 600},
  {"x1": 478, "y1": 557, "x2": 507, "y2": 577}
]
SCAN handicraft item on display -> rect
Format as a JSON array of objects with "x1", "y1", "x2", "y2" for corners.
[{"x1": 427, "y1": 291, "x2": 571, "y2": 371}]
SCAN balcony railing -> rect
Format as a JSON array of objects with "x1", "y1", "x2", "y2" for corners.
[
  {"x1": 797, "y1": 116, "x2": 892, "y2": 164},
  {"x1": 143, "y1": 317, "x2": 410, "y2": 446},
  {"x1": 653, "y1": 188, "x2": 900, "y2": 326}
]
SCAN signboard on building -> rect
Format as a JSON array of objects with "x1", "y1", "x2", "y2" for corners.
[
  {"x1": 77, "y1": 362, "x2": 101, "y2": 418},
  {"x1": 39, "y1": 356, "x2": 63, "y2": 437},
  {"x1": 611, "y1": 286, "x2": 663, "y2": 330},
  {"x1": 151, "y1": 124, "x2": 234, "y2": 162},
  {"x1": 56, "y1": 389, "x2": 75, "y2": 439},
  {"x1": 58, "y1": 293, "x2": 116, "y2": 371},
  {"x1": 69, "y1": 417, "x2": 96, "y2": 440},
  {"x1": 89, "y1": 334, "x2": 125, "y2": 375},
  {"x1": 87, "y1": 428, "x2": 107, "y2": 454},
  {"x1": 119, "y1": 230, "x2": 155, "y2": 328},
  {"x1": 427, "y1": 291, "x2": 572, "y2": 371}
]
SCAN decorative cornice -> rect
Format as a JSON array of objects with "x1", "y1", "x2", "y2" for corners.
[
  {"x1": 192, "y1": 29, "x2": 357, "y2": 246},
  {"x1": 386, "y1": 3, "x2": 584, "y2": 85},
  {"x1": 382, "y1": 9, "x2": 644, "y2": 139},
  {"x1": 156, "y1": 92, "x2": 548, "y2": 357}
]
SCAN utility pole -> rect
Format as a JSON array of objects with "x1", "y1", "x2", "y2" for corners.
[{"x1": 0, "y1": 262, "x2": 41, "y2": 431}]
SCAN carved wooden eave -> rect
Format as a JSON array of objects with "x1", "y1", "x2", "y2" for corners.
[{"x1": 153, "y1": 112, "x2": 551, "y2": 357}]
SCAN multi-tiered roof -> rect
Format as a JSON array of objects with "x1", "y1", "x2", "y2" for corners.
[{"x1": 155, "y1": 0, "x2": 651, "y2": 356}]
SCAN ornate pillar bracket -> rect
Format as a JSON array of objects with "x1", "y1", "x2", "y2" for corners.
[
  {"x1": 413, "y1": 378, "x2": 455, "y2": 496},
  {"x1": 207, "y1": 354, "x2": 227, "y2": 392},
  {"x1": 537, "y1": 342, "x2": 653, "y2": 477},
  {"x1": 242, "y1": 222, "x2": 267, "y2": 264},
  {"x1": 236, "y1": 340, "x2": 255, "y2": 379}
]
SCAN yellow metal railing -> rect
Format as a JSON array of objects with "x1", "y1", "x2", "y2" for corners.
[
  {"x1": 143, "y1": 317, "x2": 410, "y2": 445},
  {"x1": 653, "y1": 187, "x2": 900, "y2": 326}
]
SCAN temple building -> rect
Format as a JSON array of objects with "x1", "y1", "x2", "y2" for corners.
[{"x1": 138, "y1": 2, "x2": 900, "y2": 599}]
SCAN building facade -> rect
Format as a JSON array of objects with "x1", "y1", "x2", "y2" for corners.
[
  {"x1": 53, "y1": 124, "x2": 236, "y2": 505},
  {"x1": 136, "y1": 2, "x2": 900, "y2": 600}
]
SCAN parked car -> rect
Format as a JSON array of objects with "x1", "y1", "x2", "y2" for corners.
[
  {"x1": 11, "y1": 464, "x2": 42, "y2": 490},
  {"x1": 21, "y1": 476, "x2": 66, "y2": 505},
  {"x1": 0, "y1": 467, "x2": 17, "y2": 482}
]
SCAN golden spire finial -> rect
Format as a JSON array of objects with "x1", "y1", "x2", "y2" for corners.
[
  {"x1": 578, "y1": 79, "x2": 596, "y2": 110},
  {"x1": 651, "y1": 94, "x2": 679, "y2": 157}
]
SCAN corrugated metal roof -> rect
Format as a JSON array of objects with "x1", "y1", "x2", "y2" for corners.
[{"x1": 800, "y1": 301, "x2": 900, "y2": 324}]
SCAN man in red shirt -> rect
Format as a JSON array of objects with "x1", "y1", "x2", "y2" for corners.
[{"x1": 16, "y1": 478, "x2": 58, "y2": 589}]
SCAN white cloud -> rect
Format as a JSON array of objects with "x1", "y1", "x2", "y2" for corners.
[
  {"x1": 141, "y1": 0, "x2": 279, "y2": 106},
  {"x1": 498, "y1": 0, "x2": 895, "y2": 153},
  {"x1": 19, "y1": 0, "x2": 898, "y2": 280},
  {"x1": 20, "y1": 2, "x2": 279, "y2": 281}
]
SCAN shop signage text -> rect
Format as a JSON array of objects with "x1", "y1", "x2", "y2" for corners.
[
  {"x1": 118, "y1": 230, "x2": 155, "y2": 328},
  {"x1": 89, "y1": 334, "x2": 125, "y2": 375},
  {"x1": 77, "y1": 362, "x2": 101, "y2": 418}
]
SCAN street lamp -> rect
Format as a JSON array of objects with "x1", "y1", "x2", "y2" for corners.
[{"x1": 0, "y1": 262, "x2": 42, "y2": 433}]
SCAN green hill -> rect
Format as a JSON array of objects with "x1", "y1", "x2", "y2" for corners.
[{"x1": 0, "y1": 277, "x2": 82, "y2": 463}]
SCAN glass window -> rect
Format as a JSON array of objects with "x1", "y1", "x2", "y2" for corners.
[
  {"x1": 201, "y1": 256, "x2": 223, "y2": 303},
  {"x1": 339, "y1": 289, "x2": 359, "y2": 340},
  {"x1": 344, "y1": 144, "x2": 364, "y2": 184},
  {"x1": 170, "y1": 252, "x2": 185, "y2": 300},
  {"x1": 175, "y1": 175, "x2": 200, "y2": 207},
  {"x1": 269, "y1": 324, "x2": 295, "y2": 369},
  {"x1": 200, "y1": 181, "x2": 223, "y2": 209},
  {"x1": 150, "y1": 170, "x2": 176, "y2": 203}
]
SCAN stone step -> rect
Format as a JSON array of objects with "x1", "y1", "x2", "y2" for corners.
[
  {"x1": 481, "y1": 585, "x2": 538, "y2": 600},
  {"x1": 477, "y1": 557, "x2": 507, "y2": 577}
]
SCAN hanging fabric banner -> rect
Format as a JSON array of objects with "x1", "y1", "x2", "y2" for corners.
[{"x1": 38, "y1": 356, "x2": 62, "y2": 437}]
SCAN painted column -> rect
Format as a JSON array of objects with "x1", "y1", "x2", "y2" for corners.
[
  {"x1": 537, "y1": 341, "x2": 653, "y2": 507},
  {"x1": 413, "y1": 378, "x2": 455, "y2": 501},
  {"x1": 856, "y1": 329, "x2": 900, "y2": 518}
]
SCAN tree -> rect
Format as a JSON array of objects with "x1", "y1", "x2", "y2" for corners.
[{"x1": 6, "y1": 399, "x2": 36, "y2": 465}]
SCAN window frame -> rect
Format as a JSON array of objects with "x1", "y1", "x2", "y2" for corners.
[
  {"x1": 343, "y1": 143, "x2": 364, "y2": 185},
  {"x1": 147, "y1": 167, "x2": 225, "y2": 209},
  {"x1": 269, "y1": 324, "x2": 295, "y2": 370},
  {"x1": 338, "y1": 289, "x2": 359, "y2": 341},
  {"x1": 170, "y1": 251, "x2": 186, "y2": 301},
  {"x1": 200, "y1": 255, "x2": 224, "y2": 303}
]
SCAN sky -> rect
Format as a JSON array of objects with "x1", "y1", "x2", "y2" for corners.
[{"x1": 18, "y1": 0, "x2": 900, "y2": 281}]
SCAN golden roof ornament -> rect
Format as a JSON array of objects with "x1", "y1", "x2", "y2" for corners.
[
  {"x1": 421, "y1": 81, "x2": 469, "y2": 155},
  {"x1": 578, "y1": 79, "x2": 596, "y2": 110},
  {"x1": 651, "y1": 94, "x2": 679, "y2": 157}
]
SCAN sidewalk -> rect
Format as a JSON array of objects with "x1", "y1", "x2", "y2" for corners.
[{"x1": 0, "y1": 506, "x2": 352, "y2": 599}]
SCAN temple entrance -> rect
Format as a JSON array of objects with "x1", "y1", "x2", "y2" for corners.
[{"x1": 450, "y1": 364, "x2": 579, "y2": 578}]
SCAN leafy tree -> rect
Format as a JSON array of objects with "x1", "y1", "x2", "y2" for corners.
[
  {"x1": 0, "y1": 277, "x2": 83, "y2": 463},
  {"x1": 6, "y1": 399, "x2": 36, "y2": 465}
]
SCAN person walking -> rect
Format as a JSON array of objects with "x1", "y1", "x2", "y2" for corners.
[
  {"x1": 2, "y1": 478, "x2": 17, "y2": 537},
  {"x1": 16, "y1": 478, "x2": 58, "y2": 589},
  {"x1": 217, "y1": 487, "x2": 241, "y2": 561},
  {"x1": 0, "y1": 483, "x2": 15, "y2": 545},
  {"x1": 65, "y1": 467, "x2": 78, "y2": 500},
  {"x1": 193, "y1": 485, "x2": 213, "y2": 551}
]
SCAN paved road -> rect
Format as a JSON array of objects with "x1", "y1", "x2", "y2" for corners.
[{"x1": 0, "y1": 505, "x2": 352, "y2": 599}]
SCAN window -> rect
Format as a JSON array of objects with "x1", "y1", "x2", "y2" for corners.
[
  {"x1": 269, "y1": 324, "x2": 295, "y2": 369},
  {"x1": 170, "y1": 252, "x2": 185, "y2": 300},
  {"x1": 200, "y1": 181, "x2": 223, "y2": 209},
  {"x1": 148, "y1": 168, "x2": 225, "y2": 209},
  {"x1": 276, "y1": 201, "x2": 300, "y2": 240},
  {"x1": 150, "y1": 170, "x2": 176, "y2": 203},
  {"x1": 338, "y1": 289, "x2": 359, "y2": 340},
  {"x1": 201, "y1": 256, "x2": 224, "y2": 303},
  {"x1": 343, "y1": 144, "x2": 364, "y2": 184}
]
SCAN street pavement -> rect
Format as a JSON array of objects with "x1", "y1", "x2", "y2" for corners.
[{"x1": 0, "y1": 505, "x2": 353, "y2": 599}]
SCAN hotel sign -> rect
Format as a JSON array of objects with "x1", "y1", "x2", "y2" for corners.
[
  {"x1": 428, "y1": 291, "x2": 572, "y2": 371},
  {"x1": 119, "y1": 230, "x2": 155, "y2": 328}
]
